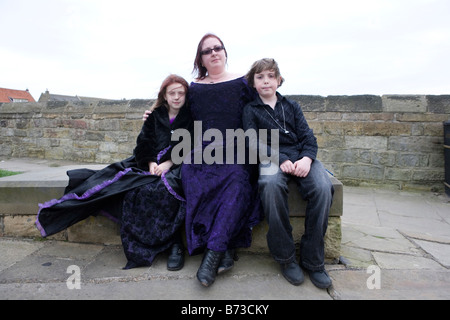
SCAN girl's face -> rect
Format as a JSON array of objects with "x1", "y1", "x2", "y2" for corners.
[
  {"x1": 201, "y1": 37, "x2": 226, "y2": 73},
  {"x1": 253, "y1": 69, "x2": 282, "y2": 100},
  {"x1": 164, "y1": 82, "x2": 186, "y2": 113}
]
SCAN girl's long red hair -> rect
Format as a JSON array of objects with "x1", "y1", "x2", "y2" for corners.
[{"x1": 150, "y1": 74, "x2": 189, "y2": 112}]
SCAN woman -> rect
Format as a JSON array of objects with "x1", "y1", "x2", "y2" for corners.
[{"x1": 183, "y1": 34, "x2": 262, "y2": 287}]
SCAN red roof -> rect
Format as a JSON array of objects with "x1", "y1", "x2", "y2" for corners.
[{"x1": 0, "y1": 87, "x2": 36, "y2": 103}]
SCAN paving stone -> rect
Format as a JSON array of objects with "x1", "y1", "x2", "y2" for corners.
[{"x1": 413, "y1": 239, "x2": 450, "y2": 268}]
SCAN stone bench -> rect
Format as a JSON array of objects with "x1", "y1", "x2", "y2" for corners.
[
  {"x1": 0, "y1": 166, "x2": 343, "y2": 262},
  {"x1": 248, "y1": 175, "x2": 343, "y2": 262}
]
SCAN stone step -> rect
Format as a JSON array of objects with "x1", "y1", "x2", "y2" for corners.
[{"x1": 0, "y1": 166, "x2": 342, "y2": 262}]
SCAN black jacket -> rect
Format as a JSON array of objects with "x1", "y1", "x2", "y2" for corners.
[
  {"x1": 134, "y1": 105, "x2": 193, "y2": 170},
  {"x1": 243, "y1": 93, "x2": 317, "y2": 165}
]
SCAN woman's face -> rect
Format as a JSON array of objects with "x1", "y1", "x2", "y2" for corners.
[
  {"x1": 164, "y1": 82, "x2": 186, "y2": 113},
  {"x1": 201, "y1": 37, "x2": 226, "y2": 73}
]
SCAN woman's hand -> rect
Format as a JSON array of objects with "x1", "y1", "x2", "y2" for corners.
[{"x1": 142, "y1": 110, "x2": 152, "y2": 121}]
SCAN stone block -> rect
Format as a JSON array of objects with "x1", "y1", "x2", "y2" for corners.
[
  {"x1": 385, "y1": 168, "x2": 413, "y2": 181},
  {"x1": 248, "y1": 216, "x2": 341, "y2": 261},
  {"x1": 326, "y1": 95, "x2": 382, "y2": 112},
  {"x1": 388, "y1": 136, "x2": 442, "y2": 153},
  {"x1": 362, "y1": 122, "x2": 411, "y2": 136},
  {"x1": 345, "y1": 136, "x2": 387, "y2": 150},
  {"x1": 2, "y1": 214, "x2": 65, "y2": 241},
  {"x1": 342, "y1": 164, "x2": 384, "y2": 181},
  {"x1": 129, "y1": 99, "x2": 153, "y2": 110},
  {"x1": 67, "y1": 216, "x2": 121, "y2": 245},
  {"x1": 3, "y1": 215, "x2": 40, "y2": 238},
  {"x1": 247, "y1": 176, "x2": 343, "y2": 261},
  {"x1": 288, "y1": 176, "x2": 343, "y2": 217},
  {"x1": 426, "y1": 95, "x2": 450, "y2": 113},
  {"x1": 0, "y1": 186, "x2": 65, "y2": 215},
  {"x1": 286, "y1": 95, "x2": 326, "y2": 112},
  {"x1": 382, "y1": 95, "x2": 427, "y2": 113}
]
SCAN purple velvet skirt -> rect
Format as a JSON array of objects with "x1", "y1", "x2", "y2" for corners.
[{"x1": 181, "y1": 162, "x2": 262, "y2": 255}]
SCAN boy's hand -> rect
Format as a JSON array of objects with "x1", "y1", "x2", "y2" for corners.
[
  {"x1": 293, "y1": 157, "x2": 312, "y2": 177},
  {"x1": 280, "y1": 160, "x2": 295, "y2": 174}
]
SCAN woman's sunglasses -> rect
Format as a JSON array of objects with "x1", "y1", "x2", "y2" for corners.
[{"x1": 201, "y1": 46, "x2": 225, "y2": 56}]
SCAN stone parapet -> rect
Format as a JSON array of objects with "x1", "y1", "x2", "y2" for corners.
[{"x1": 1, "y1": 94, "x2": 449, "y2": 190}]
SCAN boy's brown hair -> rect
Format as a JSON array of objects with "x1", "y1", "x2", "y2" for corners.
[{"x1": 245, "y1": 58, "x2": 285, "y2": 89}]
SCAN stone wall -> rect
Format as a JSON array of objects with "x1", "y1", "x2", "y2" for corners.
[{"x1": 1, "y1": 94, "x2": 449, "y2": 191}]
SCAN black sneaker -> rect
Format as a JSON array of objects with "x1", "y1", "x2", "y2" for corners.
[
  {"x1": 308, "y1": 270, "x2": 332, "y2": 289},
  {"x1": 280, "y1": 262, "x2": 304, "y2": 286}
]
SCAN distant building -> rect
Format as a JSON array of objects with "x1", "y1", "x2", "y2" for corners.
[
  {"x1": 0, "y1": 87, "x2": 36, "y2": 103},
  {"x1": 38, "y1": 90, "x2": 111, "y2": 103}
]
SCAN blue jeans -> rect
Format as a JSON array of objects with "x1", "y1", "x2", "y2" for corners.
[{"x1": 258, "y1": 160, "x2": 333, "y2": 271}]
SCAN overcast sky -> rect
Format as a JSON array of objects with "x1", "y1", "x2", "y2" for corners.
[{"x1": 1, "y1": 0, "x2": 449, "y2": 100}]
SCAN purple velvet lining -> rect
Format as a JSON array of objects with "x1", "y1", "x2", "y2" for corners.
[
  {"x1": 161, "y1": 172, "x2": 185, "y2": 202},
  {"x1": 35, "y1": 217, "x2": 47, "y2": 237},
  {"x1": 157, "y1": 146, "x2": 171, "y2": 164},
  {"x1": 35, "y1": 168, "x2": 133, "y2": 236},
  {"x1": 157, "y1": 145, "x2": 185, "y2": 201},
  {"x1": 157, "y1": 146, "x2": 186, "y2": 201},
  {"x1": 99, "y1": 210, "x2": 120, "y2": 224},
  {"x1": 35, "y1": 161, "x2": 186, "y2": 236}
]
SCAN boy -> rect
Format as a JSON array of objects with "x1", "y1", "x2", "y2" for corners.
[{"x1": 243, "y1": 58, "x2": 334, "y2": 289}]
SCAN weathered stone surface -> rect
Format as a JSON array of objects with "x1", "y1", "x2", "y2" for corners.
[
  {"x1": 1, "y1": 94, "x2": 448, "y2": 191},
  {"x1": 246, "y1": 216, "x2": 341, "y2": 261},
  {"x1": 382, "y1": 95, "x2": 427, "y2": 113},
  {"x1": 67, "y1": 216, "x2": 121, "y2": 245},
  {"x1": 326, "y1": 95, "x2": 382, "y2": 112}
]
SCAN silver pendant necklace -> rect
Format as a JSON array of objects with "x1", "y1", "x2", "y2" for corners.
[{"x1": 263, "y1": 103, "x2": 289, "y2": 134}]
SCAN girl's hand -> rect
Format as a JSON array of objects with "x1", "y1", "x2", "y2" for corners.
[
  {"x1": 149, "y1": 162, "x2": 158, "y2": 175},
  {"x1": 151, "y1": 160, "x2": 174, "y2": 176}
]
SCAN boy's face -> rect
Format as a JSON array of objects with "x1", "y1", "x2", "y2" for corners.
[{"x1": 253, "y1": 70, "x2": 281, "y2": 100}]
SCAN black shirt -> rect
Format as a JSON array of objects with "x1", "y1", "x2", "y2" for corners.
[{"x1": 242, "y1": 93, "x2": 317, "y2": 165}]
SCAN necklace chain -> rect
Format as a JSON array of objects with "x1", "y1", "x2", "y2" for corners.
[{"x1": 263, "y1": 103, "x2": 289, "y2": 134}]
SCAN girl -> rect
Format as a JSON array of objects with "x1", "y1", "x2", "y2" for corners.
[
  {"x1": 121, "y1": 74, "x2": 193, "y2": 270},
  {"x1": 36, "y1": 74, "x2": 193, "y2": 271}
]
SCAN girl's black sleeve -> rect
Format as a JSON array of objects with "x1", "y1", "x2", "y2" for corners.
[{"x1": 134, "y1": 113, "x2": 157, "y2": 170}]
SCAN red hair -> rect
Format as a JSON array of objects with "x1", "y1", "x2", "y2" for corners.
[
  {"x1": 192, "y1": 33, "x2": 228, "y2": 80},
  {"x1": 150, "y1": 74, "x2": 189, "y2": 112}
]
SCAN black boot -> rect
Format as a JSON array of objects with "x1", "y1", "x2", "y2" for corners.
[
  {"x1": 218, "y1": 249, "x2": 238, "y2": 274},
  {"x1": 197, "y1": 249, "x2": 224, "y2": 287},
  {"x1": 167, "y1": 243, "x2": 184, "y2": 271}
]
